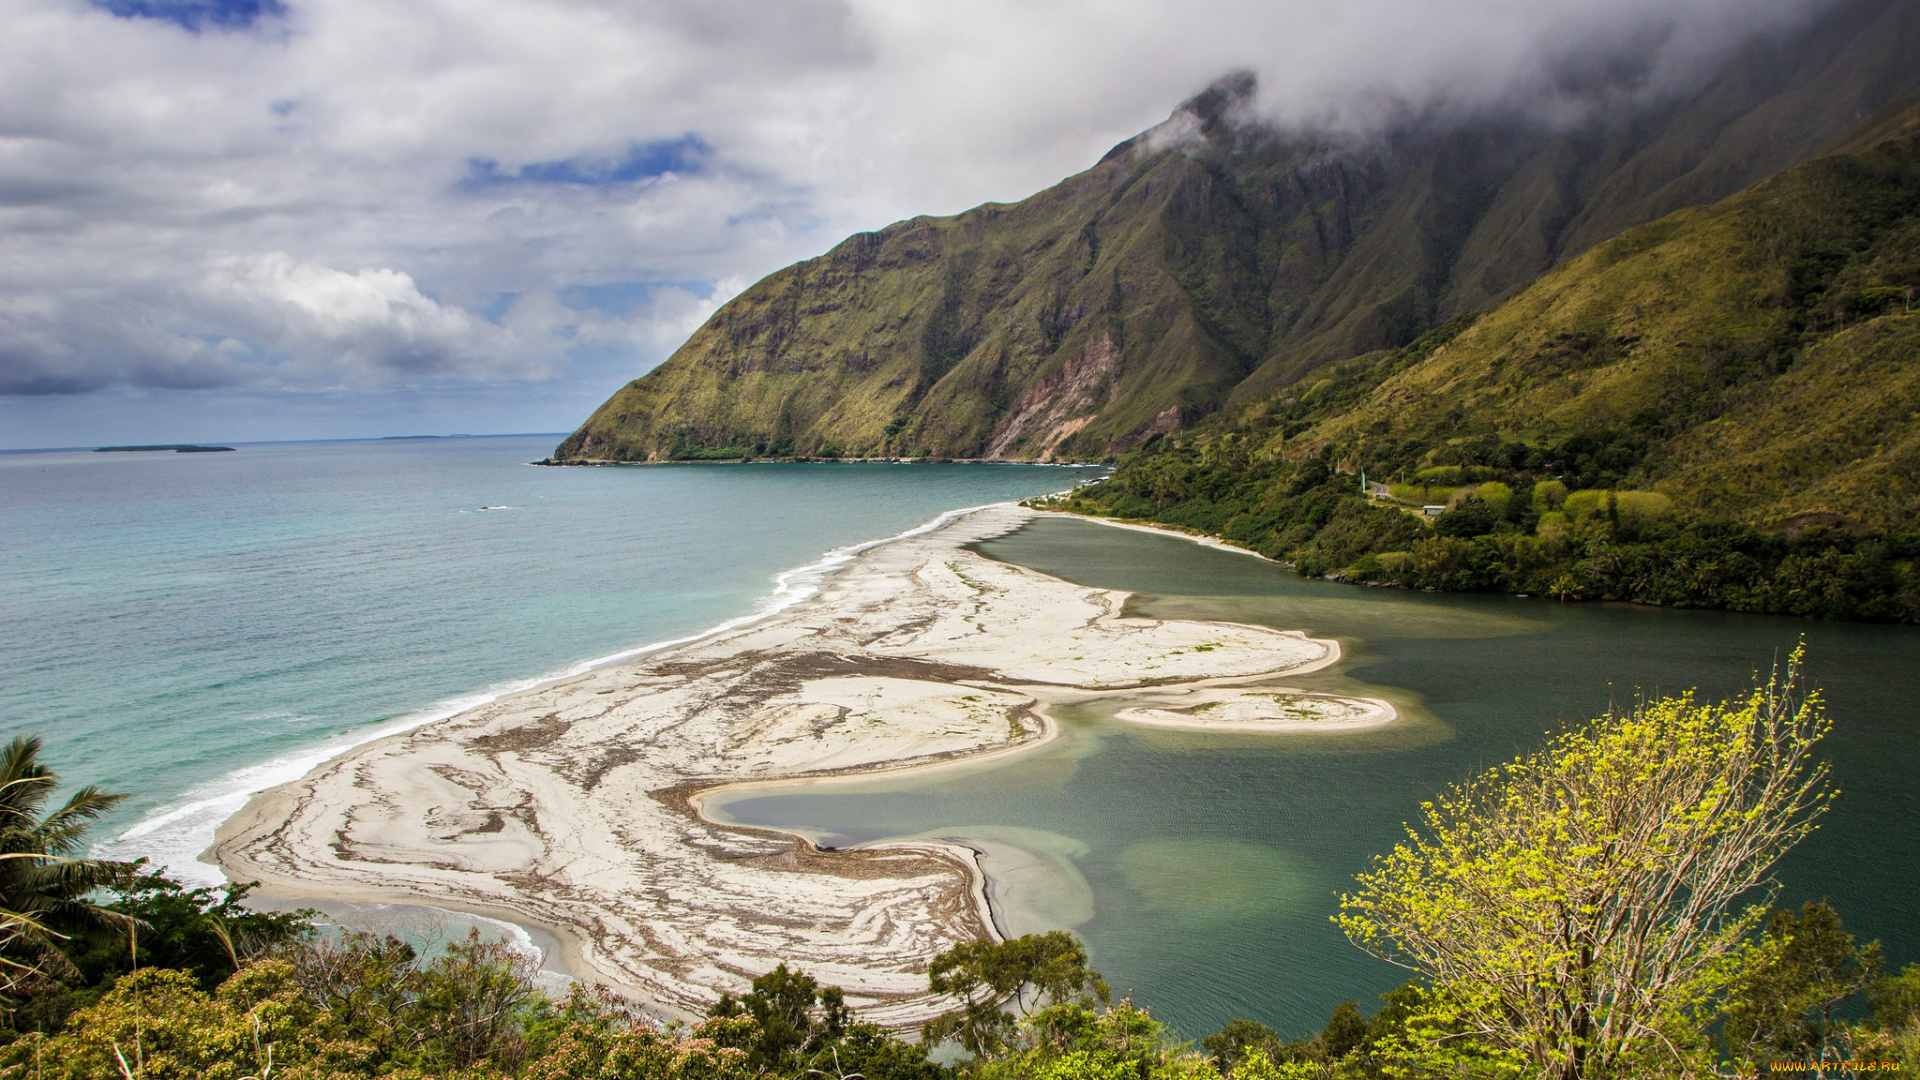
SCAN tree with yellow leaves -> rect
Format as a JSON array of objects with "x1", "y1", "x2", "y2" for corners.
[{"x1": 1337, "y1": 647, "x2": 1834, "y2": 1080}]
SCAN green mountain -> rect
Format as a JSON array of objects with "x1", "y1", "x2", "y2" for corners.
[
  {"x1": 1303, "y1": 99, "x2": 1920, "y2": 532},
  {"x1": 1062, "y1": 96, "x2": 1920, "y2": 620},
  {"x1": 557, "y1": 0, "x2": 1920, "y2": 464}
]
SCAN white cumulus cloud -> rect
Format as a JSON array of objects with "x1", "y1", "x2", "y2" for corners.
[{"x1": 200, "y1": 252, "x2": 560, "y2": 383}]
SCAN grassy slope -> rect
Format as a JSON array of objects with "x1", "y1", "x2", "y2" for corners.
[
  {"x1": 1306, "y1": 99, "x2": 1920, "y2": 531},
  {"x1": 555, "y1": 0, "x2": 1920, "y2": 464},
  {"x1": 1064, "y1": 101, "x2": 1920, "y2": 620},
  {"x1": 556, "y1": 146, "x2": 1265, "y2": 462}
]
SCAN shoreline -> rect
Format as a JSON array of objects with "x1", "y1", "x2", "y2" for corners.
[
  {"x1": 212, "y1": 502, "x2": 1395, "y2": 1028},
  {"x1": 119, "y1": 501, "x2": 1024, "y2": 887},
  {"x1": 535, "y1": 457, "x2": 1113, "y2": 468},
  {"x1": 1031, "y1": 507, "x2": 1280, "y2": 564}
]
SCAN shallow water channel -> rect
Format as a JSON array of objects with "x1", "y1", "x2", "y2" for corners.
[{"x1": 704, "y1": 516, "x2": 1920, "y2": 1041}]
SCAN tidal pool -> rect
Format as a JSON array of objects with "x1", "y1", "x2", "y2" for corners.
[{"x1": 704, "y1": 516, "x2": 1920, "y2": 1041}]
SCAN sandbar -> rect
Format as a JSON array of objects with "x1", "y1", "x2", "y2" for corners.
[
  {"x1": 1112, "y1": 687, "x2": 1397, "y2": 731},
  {"x1": 211, "y1": 504, "x2": 1394, "y2": 1027}
]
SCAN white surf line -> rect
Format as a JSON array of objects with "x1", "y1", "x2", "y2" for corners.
[{"x1": 107, "y1": 500, "x2": 1044, "y2": 886}]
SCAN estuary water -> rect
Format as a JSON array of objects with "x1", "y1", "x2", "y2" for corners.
[
  {"x1": 709, "y1": 516, "x2": 1920, "y2": 1041},
  {"x1": 0, "y1": 437, "x2": 1078, "y2": 880}
]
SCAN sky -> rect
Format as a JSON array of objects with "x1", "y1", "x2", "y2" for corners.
[{"x1": 1, "y1": 0, "x2": 1834, "y2": 448}]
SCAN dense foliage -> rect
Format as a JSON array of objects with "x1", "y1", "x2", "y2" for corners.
[
  {"x1": 7, "y1": 890, "x2": 1913, "y2": 1078},
  {"x1": 1059, "y1": 435, "x2": 1920, "y2": 621},
  {"x1": 1337, "y1": 654, "x2": 1836, "y2": 1077}
]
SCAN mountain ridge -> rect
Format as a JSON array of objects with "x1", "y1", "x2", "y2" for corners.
[
  {"x1": 1056, "y1": 93, "x2": 1920, "y2": 620},
  {"x1": 556, "y1": 0, "x2": 1920, "y2": 467}
]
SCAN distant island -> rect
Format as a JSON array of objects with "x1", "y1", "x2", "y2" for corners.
[{"x1": 94, "y1": 444, "x2": 236, "y2": 453}]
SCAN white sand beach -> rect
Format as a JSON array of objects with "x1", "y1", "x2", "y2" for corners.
[{"x1": 211, "y1": 503, "x2": 1395, "y2": 1027}]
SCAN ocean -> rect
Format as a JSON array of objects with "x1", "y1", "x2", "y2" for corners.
[{"x1": 0, "y1": 436, "x2": 1079, "y2": 880}]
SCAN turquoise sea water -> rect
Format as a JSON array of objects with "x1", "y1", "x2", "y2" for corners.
[{"x1": 0, "y1": 436, "x2": 1080, "y2": 879}]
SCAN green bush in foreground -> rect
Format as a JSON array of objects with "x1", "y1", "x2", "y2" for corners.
[{"x1": 1339, "y1": 652, "x2": 1836, "y2": 1078}]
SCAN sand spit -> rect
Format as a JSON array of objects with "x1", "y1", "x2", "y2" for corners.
[
  {"x1": 1113, "y1": 688, "x2": 1397, "y2": 732},
  {"x1": 212, "y1": 503, "x2": 1391, "y2": 1027},
  {"x1": 1035, "y1": 508, "x2": 1278, "y2": 563}
]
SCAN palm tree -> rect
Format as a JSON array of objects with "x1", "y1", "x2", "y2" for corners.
[{"x1": 0, "y1": 735, "x2": 133, "y2": 990}]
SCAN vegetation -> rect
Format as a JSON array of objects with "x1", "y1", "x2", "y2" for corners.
[
  {"x1": 0, "y1": 736, "x2": 136, "y2": 994},
  {"x1": 1059, "y1": 434, "x2": 1920, "y2": 621},
  {"x1": 1056, "y1": 100, "x2": 1920, "y2": 621},
  {"x1": 5, "y1": 654, "x2": 1917, "y2": 1076},
  {"x1": 554, "y1": 6, "x2": 1920, "y2": 465},
  {"x1": 1336, "y1": 651, "x2": 1835, "y2": 1078},
  {"x1": 922, "y1": 930, "x2": 1110, "y2": 1056}
]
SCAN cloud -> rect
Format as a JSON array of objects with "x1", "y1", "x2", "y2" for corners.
[
  {"x1": 198, "y1": 253, "x2": 559, "y2": 382},
  {"x1": 0, "y1": 0, "x2": 1840, "y2": 438}
]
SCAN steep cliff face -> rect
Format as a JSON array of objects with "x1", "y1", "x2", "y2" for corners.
[{"x1": 557, "y1": 0, "x2": 1920, "y2": 463}]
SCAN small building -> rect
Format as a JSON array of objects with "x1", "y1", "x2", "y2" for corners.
[{"x1": 1422, "y1": 504, "x2": 1447, "y2": 517}]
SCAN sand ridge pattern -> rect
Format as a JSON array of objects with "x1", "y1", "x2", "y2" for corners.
[{"x1": 212, "y1": 504, "x2": 1388, "y2": 1026}]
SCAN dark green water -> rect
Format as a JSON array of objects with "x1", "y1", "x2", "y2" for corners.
[{"x1": 708, "y1": 517, "x2": 1920, "y2": 1042}]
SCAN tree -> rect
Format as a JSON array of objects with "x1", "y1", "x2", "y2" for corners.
[
  {"x1": 0, "y1": 735, "x2": 134, "y2": 992},
  {"x1": 923, "y1": 931, "x2": 1110, "y2": 1057},
  {"x1": 969, "y1": 999, "x2": 1209, "y2": 1080},
  {"x1": 1336, "y1": 648, "x2": 1834, "y2": 1079},
  {"x1": 410, "y1": 929, "x2": 542, "y2": 1068},
  {"x1": 86, "y1": 868, "x2": 312, "y2": 988},
  {"x1": 1202, "y1": 1018, "x2": 1284, "y2": 1074},
  {"x1": 709, "y1": 962, "x2": 851, "y2": 1073},
  {"x1": 1723, "y1": 902, "x2": 1881, "y2": 1066},
  {"x1": 702, "y1": 962, "x2": 952, "y2": 1080},
  {"x1": 1201, "y1": 1004, "x2": 1368, "y2": 1076}
]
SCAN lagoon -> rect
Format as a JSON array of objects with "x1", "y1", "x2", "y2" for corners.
[{"x1": 707, "y1": 515, "x2": 1920, "y2": 1041}]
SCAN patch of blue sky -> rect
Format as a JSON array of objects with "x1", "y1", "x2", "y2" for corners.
[
  {"x1": 463, "y1": 135, "x2": 707, "y2": 190},
  {"x1": 94, "y1": 0, "x2": 286, "y2": 32},
  {"x1": 725, "y1": 201, "x2": 826, "y2": 234},
  {"x1": 478, "y1": 292, "x2": 521, "y2": 321},
  {"x1": 565, "y1": 342, "x2": 670, "y2": 386},
  {"x1": 559, "y1": 280, "x2": 715, "y2": 315}
]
